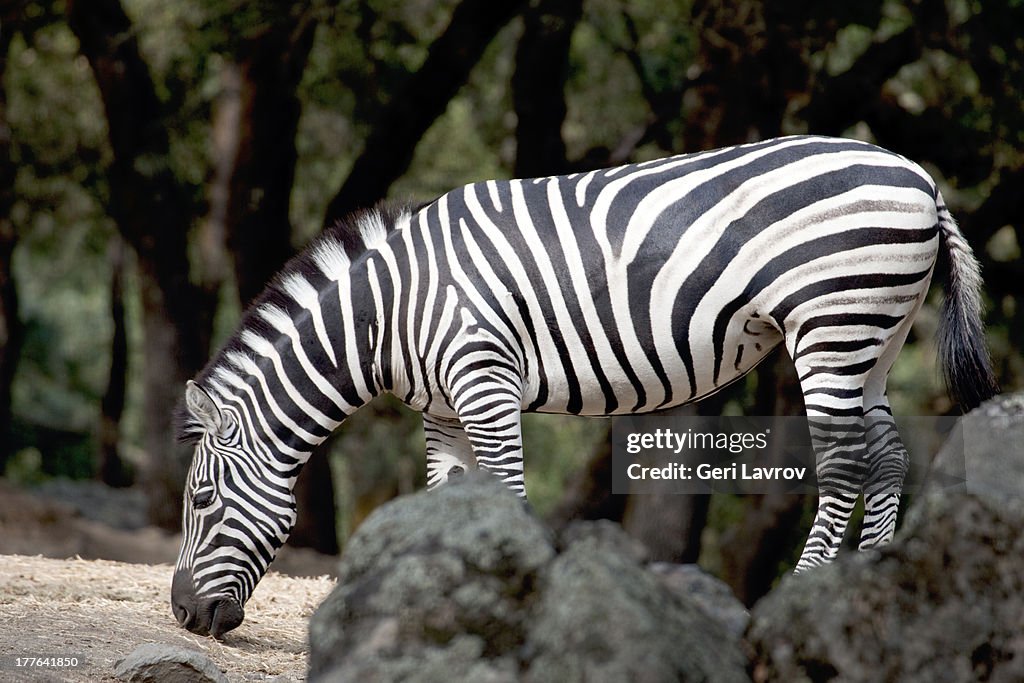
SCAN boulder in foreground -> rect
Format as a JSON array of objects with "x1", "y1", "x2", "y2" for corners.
[
  {"x1": 308, "y1": 474, "x2": 749, "y2": 683},
  {"x1": 114, "y1": 643, "x2": 228, "y2": 683},
  {"x1": 747, "y1": 392, "x2": 1024, "y2": 683}
]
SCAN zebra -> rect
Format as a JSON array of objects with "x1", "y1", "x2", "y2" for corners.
[{"x1": 171, "y1": 135, "x2": 997, "y2": 637}]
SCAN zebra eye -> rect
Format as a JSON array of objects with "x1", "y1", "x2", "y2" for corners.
[{"x1": 192, "y1": 489, "x2": 215, "y2": 510}]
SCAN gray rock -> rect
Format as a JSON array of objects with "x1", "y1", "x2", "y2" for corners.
[
  {"x1": 747, "y1": 392, "x2": 1024, "y2": 683},
  {"x1": 113, "y1": 643, "x2": 228, "y2": 683},
  {"x1": 308, "y1": 473, "x2": 554, "y2": 682},
  {"x1": 309, "y1": 473, "x2": 750, "y2": 682},
  {"x1": 525, "y1": 526, "x2": 749, "y2": 683},
  {"x1": 907, "y1": 390, "x2": 1024, "y2": 522},
  {"x1": 649, "y1": 562, "x2": 750, "y2": 639},
  {"x1": 557, "y1": 518, "x2": 650, "y2": 563}
]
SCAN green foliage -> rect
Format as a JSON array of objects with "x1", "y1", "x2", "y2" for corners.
[
  {"x1": 522, "y1": 413, "x2": 607, "y2": 517},
  {"x1": 563, "y1": 3, "x2": 652, "y2": 161},
  {"x1": 7, "y1": 23, "x2": 113, "y2": 465},
  {"x1": 4, "y1": 448, "x2": 46, "y2": 485},
  {"x1": 393, "y1": 95, "x2": 510, "y2": 199}
]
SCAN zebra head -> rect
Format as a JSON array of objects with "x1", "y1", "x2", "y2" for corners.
[{"x1": 171, "y1": 380, "x2": 298, "y2": 638}]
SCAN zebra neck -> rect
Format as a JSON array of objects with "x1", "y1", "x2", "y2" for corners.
[
  {"x1": 205, "y1": 269, "x2": 386, "y2": 467},
  {"x1": 357, "y1": 252, "x2": 399, "y2": 396}
]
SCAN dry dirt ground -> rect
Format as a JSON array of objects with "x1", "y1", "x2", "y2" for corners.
[
  {"x1": 0, "y1": 480, "x2": 339, "y2": 681},
  {"x1": 0, "y1": 555, "x2": 336, "y2": 682}
]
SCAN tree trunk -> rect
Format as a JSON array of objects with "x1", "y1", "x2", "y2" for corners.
[
  {"x1": 622, "y1": 487, "x2": 710, "y2": 564},
  {"x1": 97, "y1": 237, "x2": 132, "y2": 487},
  {"x1": 0, "y1": 200, "x2": 18, "y2": 471},
  {"x1": 225, "y1": 11, "x2": 317, "y2": 304},
  {"x1": 511, "y1": 0, "x2": 583, "y2": 178},
  {"x1": 288, "y1": 445, "x2": 339, "y2": 555},
  {"x1": 683, "y1": 0, "x2": 808, "y2": 148},
  {"x1": 195, "y1": 63, "x2": 241, "y2": 296},
  {"x1": 67, "y1": 0, "x2": 215, "y2": 529},
  {"x1": 323, "y1": 0, "x2": 525, "y2": 223},
  {"x1": 137, "y1": 264, "x2": 204, "y2": 528},
  {"x1": 620, "y1": 404, "x2": 711, "y2": 564},
  {"x1": 545, "y1": 426, "x2": 626, "y2": 529},
  {"x1": 546, "y1": 415, "x2": 709, "y2": 565}
]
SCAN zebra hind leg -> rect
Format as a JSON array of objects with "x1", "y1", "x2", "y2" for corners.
[
  {"x1": 788, "y1": 320, "x2": 881, "y2": 572},
  {"x1": 794, "y1": 413, "x2": 868, "y2": 573},
  {"x1": 859, "y1": 404, "x2": 909, "y2": 550},
  {"x1": 856, "y1": 309, "x2": 919, "y2": 551},
  {"x1": 855, "y1": 292, "x2": 920, "y2": 551},
  {"x1": 790, "y1": 302, "x2": 921, "y2": 570}
]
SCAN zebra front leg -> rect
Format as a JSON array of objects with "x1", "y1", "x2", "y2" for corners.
[
  {"x1": 450, "y1": 380, "x2": 527, "y2": 498},
  {"x1": 423, "y1": 413, "x2": 477, "y2": 490},
  {"x1": 423, "y1": 405, "x2": 527, "y2": 498},
  {"x1": 459, "y1": 414, "x2": 526, "y2": 497}
]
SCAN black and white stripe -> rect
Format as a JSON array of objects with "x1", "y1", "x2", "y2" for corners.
[{"x1": 171, "y1": 135, "x2": 998, "y2": 634}]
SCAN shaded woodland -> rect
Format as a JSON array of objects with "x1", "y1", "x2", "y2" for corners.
[{"x1": 1, "y1": 0, "x2": 1022, "y2": 603}]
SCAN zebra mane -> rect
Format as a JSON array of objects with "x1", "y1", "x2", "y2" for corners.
[
  {"x1": 174, "y1": 201, "x2": 418, "y2": 445},
  {"x1": 319, "y1": 201, "x2": 417, "y2": 262}
]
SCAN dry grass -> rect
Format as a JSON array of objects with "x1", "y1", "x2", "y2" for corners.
[{"x1": 0, "y1": 554, "x2": 336, "y2": 682}]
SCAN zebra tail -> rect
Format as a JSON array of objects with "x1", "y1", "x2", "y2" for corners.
[{"x1": 935, "y1": 191, "x2": 1000, "y2": 411}]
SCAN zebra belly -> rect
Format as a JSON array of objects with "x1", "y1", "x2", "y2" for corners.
[{"x1": 519, "y1": 298, "x2": 784, "y2": 417}]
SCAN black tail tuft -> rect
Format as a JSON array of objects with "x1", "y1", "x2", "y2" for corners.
[{"x1": 936, "y1": 193, "x2": 999, "y2": 412}]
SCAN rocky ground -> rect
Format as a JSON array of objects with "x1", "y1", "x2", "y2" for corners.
[
  {"x1": 747, "y1": 393, "x2": 1024, "y2": 682},
  {"x1": 308, "y1": 474, "x2": 752, "y2": 682}
]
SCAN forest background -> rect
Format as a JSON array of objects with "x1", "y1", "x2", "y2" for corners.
[{"x1": 1, "y1": 0, "x2": 1021, "y2": 605}]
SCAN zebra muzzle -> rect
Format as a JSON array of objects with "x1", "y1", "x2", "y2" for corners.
[{"x1": 171, "y1": 569, "x2": 245, "y2": 638}]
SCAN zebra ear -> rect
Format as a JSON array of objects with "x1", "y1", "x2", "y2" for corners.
[{"x1": 185, "y1": 380, "x2": 224, "y2": 435}]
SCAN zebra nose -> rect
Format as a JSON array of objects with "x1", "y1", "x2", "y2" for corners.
[
  {"x1": 171, "y1": 569, "x2": 199, "y2": 631},
  {"x1": 173, "y1": 602, "x2": 195, "y2": 629},
  {"x1": 206, "y1": 597, "x2": 245, "y2": 638},
  {"x1": 171, "y1": 569, "x2": 245, "y2": 638}
]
